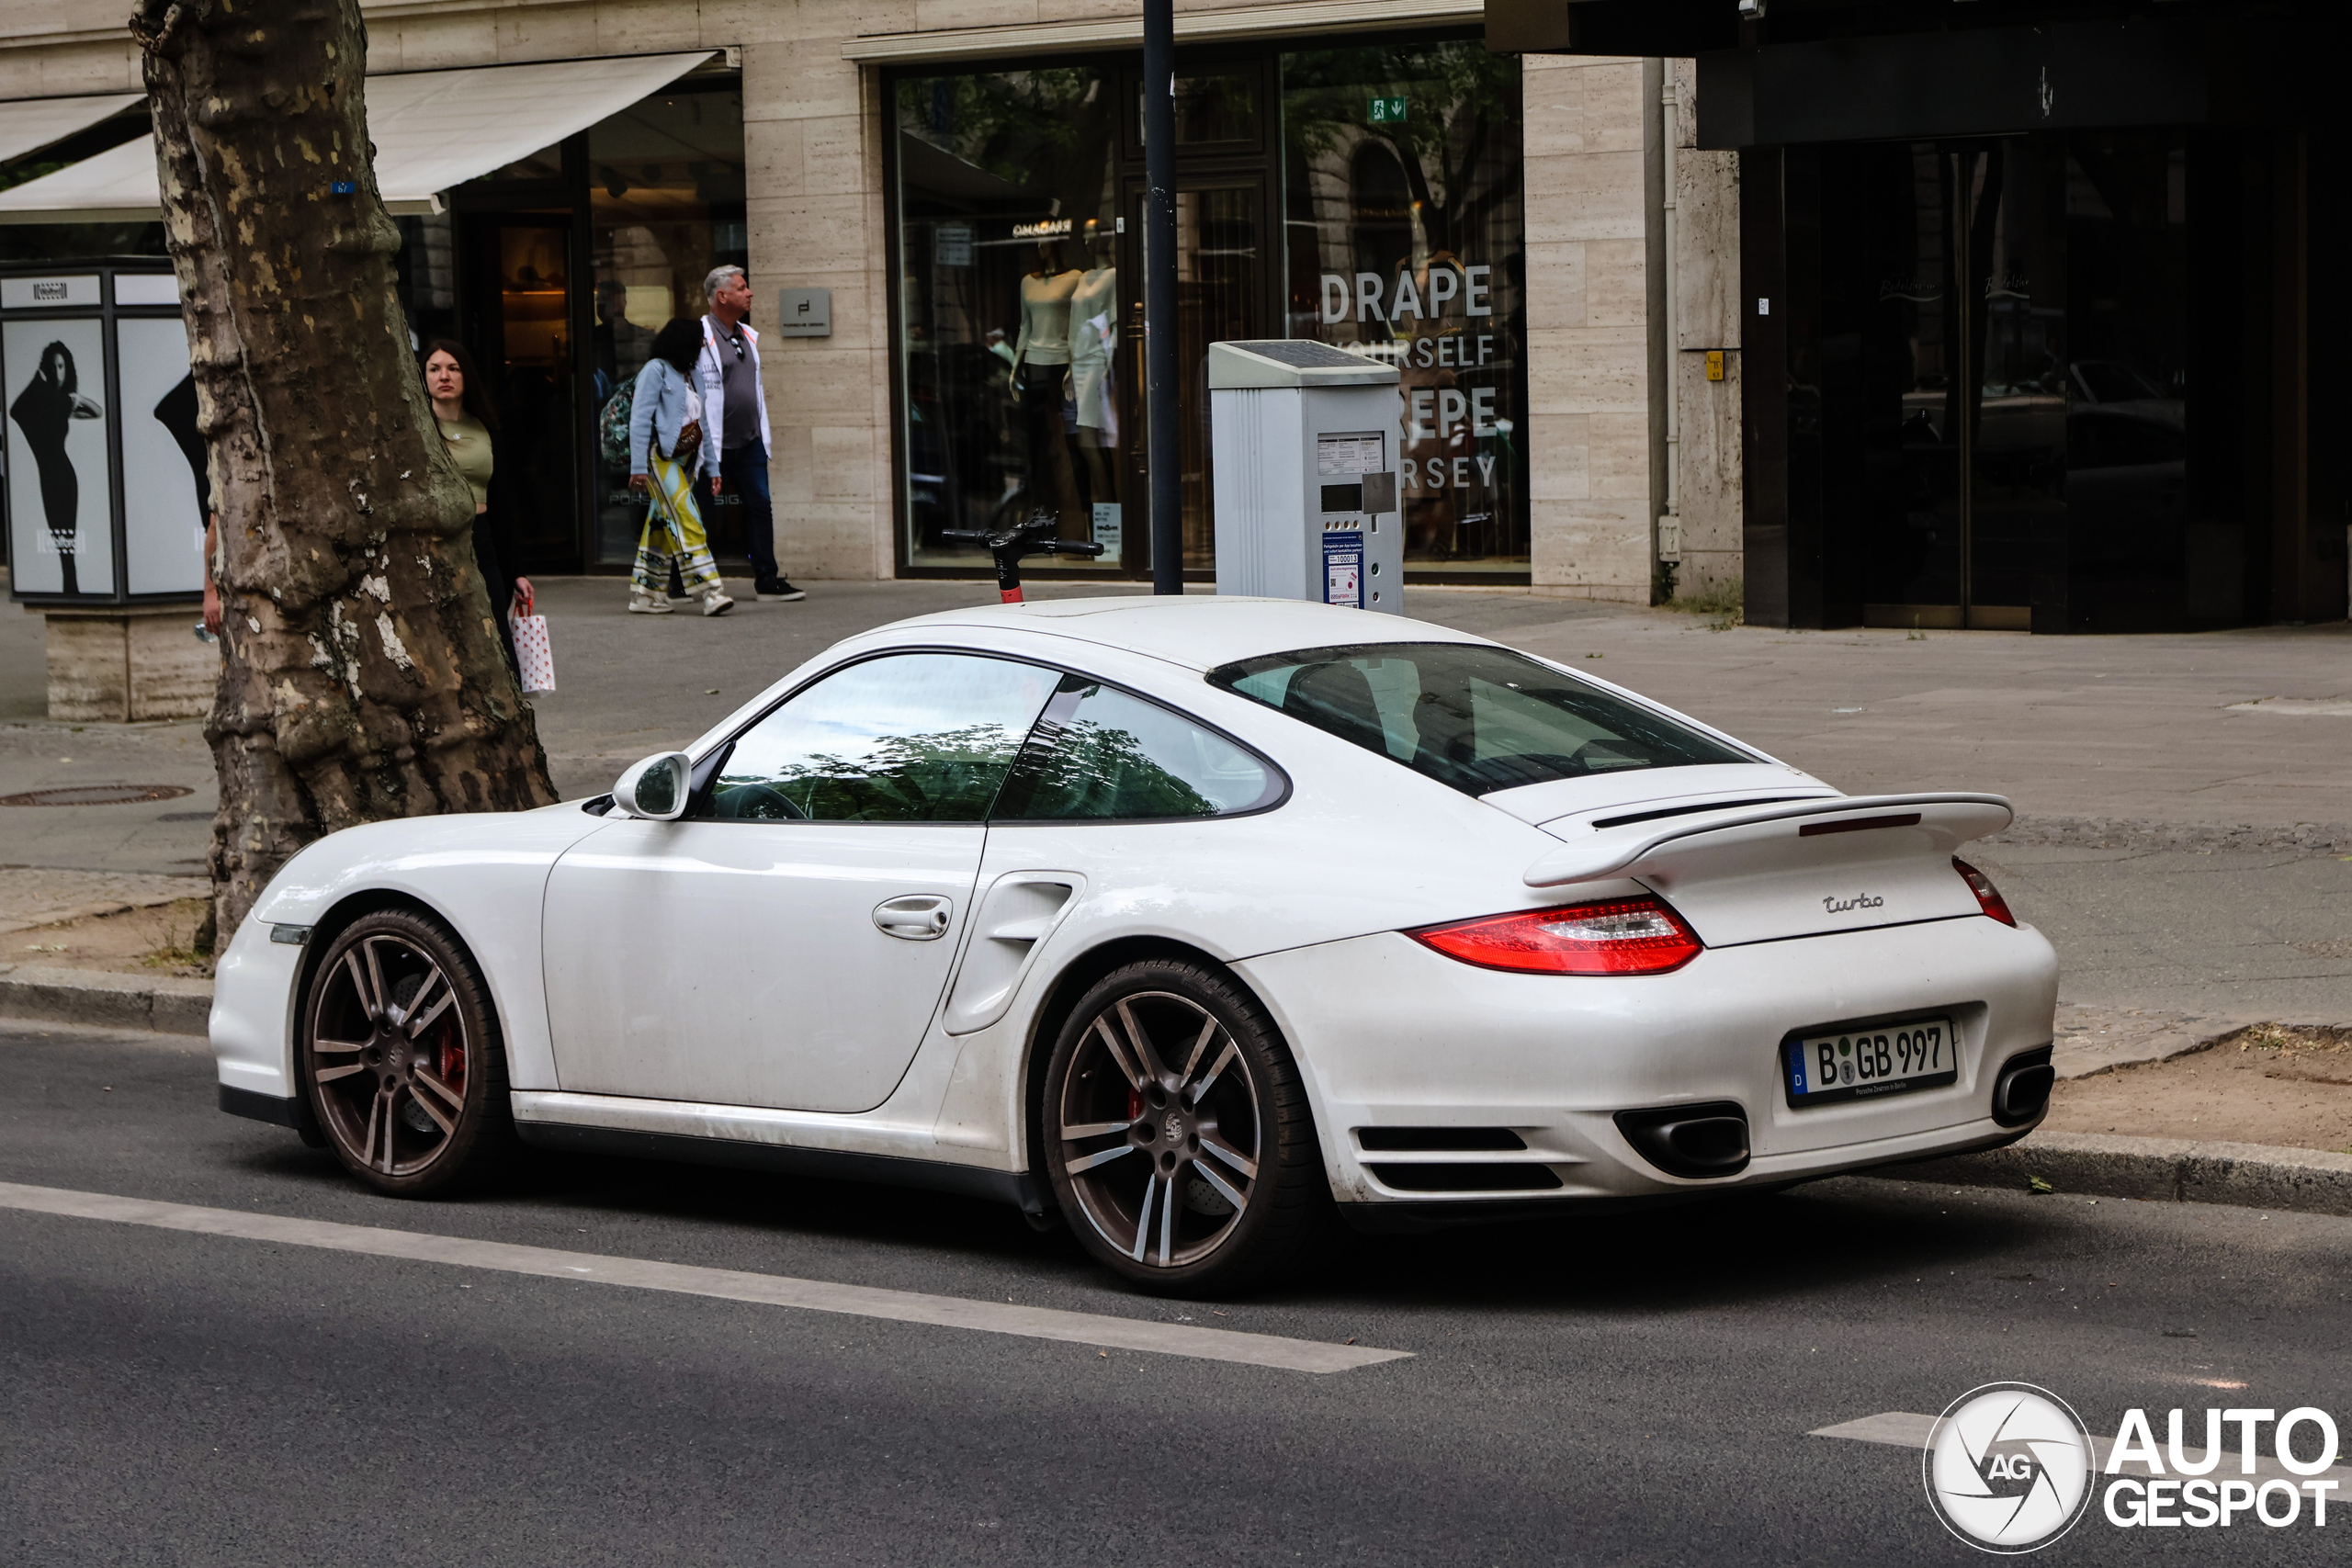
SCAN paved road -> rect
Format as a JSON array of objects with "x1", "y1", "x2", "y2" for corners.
[{"x1": 3, "y1": 1020, "x2": 2345, "y2": 1565}]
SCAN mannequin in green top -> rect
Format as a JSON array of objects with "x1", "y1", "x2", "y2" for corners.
[{"x1": 423, "y1": 340, "x2": 526, "y2": 671}]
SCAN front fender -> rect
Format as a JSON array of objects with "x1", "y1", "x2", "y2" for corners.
[{"x1": 221, "y1": 802, "x2": 607, "y2": 1098}]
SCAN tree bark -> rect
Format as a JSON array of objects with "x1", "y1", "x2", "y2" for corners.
[{"x1": 132, "y1": 0, "x2": 558, "y2": 936}]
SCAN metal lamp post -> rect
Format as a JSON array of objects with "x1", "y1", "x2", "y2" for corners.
[{"x1": 1143, "y1": 0, "x2": 1182, "y2": 594}]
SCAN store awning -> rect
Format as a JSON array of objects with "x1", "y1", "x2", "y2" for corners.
[
  {"x1": 0, "y1": 52, "x2": 714, "y2": 225},
  {"x1": 843, "y1": 0, "x2": 1479, "y2": 62},
  {"x1": 0, "y1": 93, "x2": 143, "y2": 166}
]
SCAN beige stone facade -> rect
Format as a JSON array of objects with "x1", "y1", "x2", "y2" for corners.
[
  {"x1": 40, "y1": 604, "x2": 217, "y2": 721},
  {"x1": 0, "y1": 2, "x2": 1739, "y2": 603}
]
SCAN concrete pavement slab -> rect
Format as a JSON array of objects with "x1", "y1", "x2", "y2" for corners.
[
  {"x1": 1504, "y1": 610, "x2": 2352, "y2": 829},
  {"x1": 0, "y1": 867, "x2": 209, "y2": 933},
  {"x1": 2051, "y1": 1002, "x2": 2263, "y2": 1079}
]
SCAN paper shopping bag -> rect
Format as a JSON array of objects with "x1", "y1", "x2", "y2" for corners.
[{"x1": 512, "y1": 610, "x2": 556, "y2": 694}]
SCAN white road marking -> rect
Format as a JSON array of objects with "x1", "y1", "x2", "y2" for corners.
[
  {"x1": 0, "y1": 1180, "x2": 1409, "y2": 1375},
  {"x1": 1811, "y1": 1412, "x2": 1935, "y2": 1447},
  {"x1": 1814, "y1": 1412, "x2": 2352, "y2": 1485}
]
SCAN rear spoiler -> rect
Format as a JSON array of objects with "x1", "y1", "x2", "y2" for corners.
[{"x1": 1521, "y1": 793, "x2": 2015, "y2": 889}]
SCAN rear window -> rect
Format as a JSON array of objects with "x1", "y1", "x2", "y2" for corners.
[{"x1": 1206, "y1": 642, "x2": 1750, "y2": 795}]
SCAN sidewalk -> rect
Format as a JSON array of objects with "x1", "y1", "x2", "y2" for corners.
[
  {"x1": 11, "y1": 577, "x2": 2347, "y2": 1011},
  {"x1": 6, "y1": 575, "x2": 2347, "y2": 1171}
]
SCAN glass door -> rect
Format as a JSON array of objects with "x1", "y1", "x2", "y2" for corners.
[
  {"x1": 1865, "y1": 140, "x2": 2055, "y2": 630},
  {"x1": 1122, "y1": 177, "x2": 1267, "y2": 571},
  {"x1": 462, "y1": 215, "x2": 582, "y2": 570}
]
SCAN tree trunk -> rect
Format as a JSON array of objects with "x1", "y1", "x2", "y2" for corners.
[{"x1": 132, "y1": 0, "x2": 558, "y2": 937}]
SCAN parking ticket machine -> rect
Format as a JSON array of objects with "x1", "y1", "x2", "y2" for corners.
[{"x1": 1207, "y1": 339, "x2": 1404, "y2": 615}]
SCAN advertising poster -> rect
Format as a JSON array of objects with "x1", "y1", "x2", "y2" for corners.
[
  {"x1": 4, "y1": 316, "x2": 113, "y2": 597},
  {"x1": 116, "y1": 315, "x2": 205, "y2": 595}
]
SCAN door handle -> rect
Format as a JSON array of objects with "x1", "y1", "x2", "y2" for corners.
[{"x1": 872, "y1": 895, "x2": 953, "y2": 941}]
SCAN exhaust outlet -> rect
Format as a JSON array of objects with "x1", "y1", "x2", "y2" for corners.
[
  {"x1": 1991, "y1": 1046, "x2": 2055, "y2": 1127},
  {"x1": 1614, "y1": 1101, "x2": 1751, "y2": 1179}
]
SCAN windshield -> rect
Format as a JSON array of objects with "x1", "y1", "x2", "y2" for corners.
[{"x1": 1207, "y1": 642, "x2": 1751, "y2": 795}]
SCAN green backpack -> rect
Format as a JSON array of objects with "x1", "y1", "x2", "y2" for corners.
[{"x1": 596, "y1": 381, "x2": 636, "y2": 470}]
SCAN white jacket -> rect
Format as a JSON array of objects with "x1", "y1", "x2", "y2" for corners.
[{"x1": 695, "y1": 313, "x2": 773, "y2": 457}]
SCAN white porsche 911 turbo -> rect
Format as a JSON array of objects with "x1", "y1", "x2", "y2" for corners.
[{"x1": 211, "y1": 596, "x2": 2058, "y2": 1293}]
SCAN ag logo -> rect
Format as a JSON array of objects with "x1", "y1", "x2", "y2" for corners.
[{"x1": 1924, "y1": 1382, "x2": 2094, "y2": 1553}]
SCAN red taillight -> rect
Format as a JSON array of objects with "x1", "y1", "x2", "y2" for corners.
[
  {"x1": 1953, "y1": 857, "x2": 2017, "y2": 926},
  {"x1": 1410, "y1": 895, "x2": 1703, "y2": 976}
]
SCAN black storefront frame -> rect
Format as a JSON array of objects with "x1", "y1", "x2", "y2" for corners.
[
  {"x1": 0, "y1": 259, "x2": 198, "y2": 608},
  {"x1": 1704, "y1": 10, "x2": 2349, "y2": 634},
  {"x1": 445, "y1": 134, "x2": 599, "y2": 579},
  {"x1": 880, "y1": 32, "x2": 1533, "y2": 587}
]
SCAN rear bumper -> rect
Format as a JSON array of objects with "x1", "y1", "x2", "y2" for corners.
[
  {"x1": 1335, "y1": 1123, "x2": 2041, "y2": 1233},
  {"x1": 1236, "y1": 914, "x2": 2059, "y2": 1209}
]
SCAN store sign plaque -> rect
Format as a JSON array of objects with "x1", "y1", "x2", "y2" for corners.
[
  {"x1": 776, "y1": 288, "x2": 831, "y2": 338},
  {"x1": 1, "y1": 276, "x2": 100, "y2": 310}
]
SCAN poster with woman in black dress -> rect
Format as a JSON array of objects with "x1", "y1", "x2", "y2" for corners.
[{"x1": 6, "y1": 333, "x2": 106, "y2": 595}]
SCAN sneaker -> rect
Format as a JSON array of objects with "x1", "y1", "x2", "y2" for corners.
[
  {"x1": 756, "y1": 579, "x2": 806, "y2": 603},
  {"x1": 628, "y1": 589, "x2": 673, "y2": 615},
  {"x1": 701, "y1": 589, "x2": 735, "y2": 617}
]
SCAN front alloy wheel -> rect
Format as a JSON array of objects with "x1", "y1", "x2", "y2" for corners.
[
  {"x1": 301, "y1": 908, "x2": 511, "y2": 1196},
  {"x1": 1045, "y1": 961, "x2": 1323, "y2": 1294}
]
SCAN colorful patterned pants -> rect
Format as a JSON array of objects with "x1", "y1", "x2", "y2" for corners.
[{"x1": 632, "y1": 448, "x2": 722, "y2": 594}]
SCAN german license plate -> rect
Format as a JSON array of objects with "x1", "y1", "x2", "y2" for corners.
[{"x1": 1783, "y1": 1017, "x2": 1958, "y2": 1106}]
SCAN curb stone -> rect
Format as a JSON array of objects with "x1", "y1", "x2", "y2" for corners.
[
  {"x1": 1883, "y1": 1131, "x2": 2352, "y2": 1218},
  {"x1": 3, "y1": 967, "x2": 2348, "y2": 1220},
  {"x1": 0, "y1": 964, "x2": 213, "y2": 1036}
]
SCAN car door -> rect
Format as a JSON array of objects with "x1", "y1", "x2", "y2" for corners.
[{"x1": 542, "y1": 651, "x2": 1060, "y2": 1113}]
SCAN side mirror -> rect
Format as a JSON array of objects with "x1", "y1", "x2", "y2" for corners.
[{"x1": 612, "y1": 751, "x2": 692, "y2": 820}]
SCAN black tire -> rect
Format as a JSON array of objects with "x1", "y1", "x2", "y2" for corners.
[
  {"x1": 300, "y1": 908, "x2": 514, "y2": 1198},
  {"x1": 1042, "y1": 959, "x2": 1326, "y2": 1296}
]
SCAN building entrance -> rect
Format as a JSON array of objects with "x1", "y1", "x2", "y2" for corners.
[
  {"x1": 1860, "y1": 139, "x2": 2049, "y2": 630},
  {"x1": 1778, "y1": 130, "x2": 2231, "y2": 633},
  {"x1": 460, "y1": 214, "x2": 584, "y2": 571}
]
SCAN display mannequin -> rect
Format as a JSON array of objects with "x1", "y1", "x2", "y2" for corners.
[
  {"x1": 1068, "y1": 222, "x2": 1119, "y2": 555},
  {"x1": 1012, "y1": 239, "x2": 1083, "y2": 533}
]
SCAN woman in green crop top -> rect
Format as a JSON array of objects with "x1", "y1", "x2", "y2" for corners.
[{"x1": 423, "y1": 340, "x2": 526, "y2": 671}]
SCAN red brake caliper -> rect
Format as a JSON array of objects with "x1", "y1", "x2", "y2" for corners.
[
  {"x1": 1127, "y1": 1086, "x2": 1141, "y2": 1124},
  {"x1": 438, "y1": 1024, "x2": 465, "y2": 1093}
]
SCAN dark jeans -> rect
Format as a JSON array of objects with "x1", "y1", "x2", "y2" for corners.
[{"x1": 699, "y1": 441, "x2": 776, "y2": 586}]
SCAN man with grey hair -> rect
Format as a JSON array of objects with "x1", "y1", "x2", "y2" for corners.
[{"x1": 695, "y1": 263, "x2": 801, "y2": 601}]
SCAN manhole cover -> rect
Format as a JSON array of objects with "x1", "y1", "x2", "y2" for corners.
[{"x1": 0, "y1": 784, "x2": 196, "y2": 807}]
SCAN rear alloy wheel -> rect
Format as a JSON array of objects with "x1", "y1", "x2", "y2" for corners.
[
  {"x1": 1044, "y1": 960, "x2": 1324, "y2": 1295},
  {"x1": 301, "y1": 908, "x2": 512, "y2": 1197}
]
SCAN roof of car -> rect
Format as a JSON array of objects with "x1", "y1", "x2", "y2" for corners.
[{"x1": 874, "y1": 594, "x2": 1498, "y2": 673}]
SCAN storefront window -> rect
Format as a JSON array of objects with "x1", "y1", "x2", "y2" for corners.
[
  {"x1": 587, "y1": 86, "x2": 747, "y2": 565},
  {"x1": 895, "y1": 68, "x2": 1127, "y2": 573},
  {"x1": 1281, "y1": 43, "x2": 1527, "y2": 573},
  {"x1": 889, "y1": 40, "x2": 1525, "y2": 581}
]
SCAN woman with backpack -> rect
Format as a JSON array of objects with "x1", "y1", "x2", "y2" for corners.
[{"x1": 624, "y1": 317, "x2": 733, "y2": 616}]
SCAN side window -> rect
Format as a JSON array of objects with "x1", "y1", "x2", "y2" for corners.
[
  {"x1": 708, "y1": 653, "x2": 1058, "y2": 822},
  {"x1": 994, "y1": 676, "x2": 1283, "y2": 822}
]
